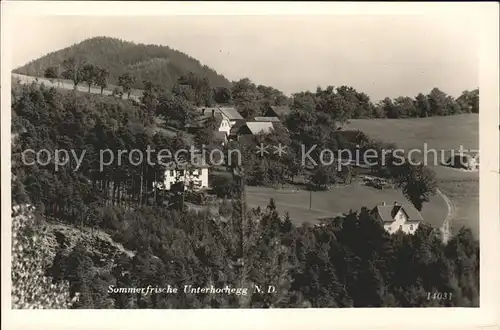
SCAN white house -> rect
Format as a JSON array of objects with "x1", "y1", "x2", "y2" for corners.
[
  {"x1": 159, "y1": 164, "x2": 209, "y2": 191},
  {"x1": 218, "y1": 117, "x2": 232, "y2": 136},
  {"x1": 191, "y1": 106, "x2": 244, "y2": 142},
  {"x1": 371, "y1": 202, "x2": 423, "y2": 235}
]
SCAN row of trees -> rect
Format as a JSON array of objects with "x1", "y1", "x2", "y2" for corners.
[
  {"x1": 377, "y1": 88, "x2": 479, "y2": 118},
  {"x1": 42, "y1": 56, "x2": 478, "y2": 122},
  {"x1": 43, "y1": 58, "x2": 140, "y2": 99}
]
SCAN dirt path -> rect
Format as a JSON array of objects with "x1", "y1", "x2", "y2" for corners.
[
  {"x1": 437, "y1": 188, "x2": 456, "y2": 243},
  {"x1": 12, "y1": 73, "x2": 142, "y2": 101},
  {"x1": 91, "y1": 228, "x2": 136, "y2": 258}
]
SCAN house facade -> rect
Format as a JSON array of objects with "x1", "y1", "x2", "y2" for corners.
[
  {"x1": 193, "y1": 106, "x2": 244, "y2": 141},
  {"x1": 218, "y1": 118, "x2": 232, "y2": 136},
  {"x1": 162, "y1": 166, "x2": 209, "y2": 191},
  {"x1": 446, "y1": 152, "x2": 479, "y2": 171},
  {"x1": 371, "y1": 202, "x2": 422, "y2": 235}
]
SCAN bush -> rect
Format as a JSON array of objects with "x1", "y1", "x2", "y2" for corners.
[
  {"x1": 218, "y1": 198, "x2": 233, "y2": 217},
  {"x1": 308, "y1": 166, "x2": 336, "y2": 191},
  {"x1": 11, "y1": 204, "x2": 79, "y2": 309},
  {"x1": 211, "y1": 175, "x2": 238, "y2": 198},
  {"x1": 112, "y1": 86, "x2": 123, "y2": 98},
  {"x1": 185, "y1": 190, "x2": 206, "y2": 205}
]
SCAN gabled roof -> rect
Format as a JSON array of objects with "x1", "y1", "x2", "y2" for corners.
[
  {"x1": 185, "y1": 112, "x2": 223, "y2": 128},
  {"x1": 195, "y1": 106, "x2": 244, "y2": 121},
  {"x1": 372, "y1": 203, "x2": 423, "y2": 223},
  {"x1": 213, "y1": 131, "x2": 228, "y2": 141},
  {"x1": 266, "y1": 105, "x2": 291, "y2": 117},
  {"x1": 229, "y1": 119, "x2": 247, "y2": 135},
  {"x1": 218, "y1": 107, "x2": 244, "y2": 120},
  {"x1": 401, "y1": 205, "x2": 423, "y2": 222},
  {"x1": 373, "y1": 205, "x2": 400, "y2": 223},
  {"x1": 244, "y1": 121, "x2": 274, "y2": 135},
  {"x1": 253, "y1": 116, "x2": 281, "y2": 122}
]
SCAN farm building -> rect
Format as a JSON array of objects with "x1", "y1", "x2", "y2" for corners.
[
  {"x1": 235, "y1": 121, "x2": 275, "y2": 136},
  {"x1": 185, "y1": 111, "x2": 224, "y2": 134},
  {"x1": 263, "y1": 105, "x2": 291, "y2": 118},
  {"x1": 371, "y1": 201, "x2": 423, "y2": 235},
  {"x1": 195, "y1": 106, "x2": 243, "y2": 123},
  {"x1": 445, "y1": 153, "x2": 479, "y2": 170},
  {"x1": 188, "y1": 106, "x2": 245, "y2": 141}
]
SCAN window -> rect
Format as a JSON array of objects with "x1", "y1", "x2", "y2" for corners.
[
  {"x1": 169, "y1": 170, "x2": 174, "y2": 177},
  {"x1": 399, "y1": 225, "x2": 403, "y2": 231},
  {"x1": 410, "y1": 225, "x2": 414, "y2": 231},
  {"x1": 179, "y1": 170, "x2": 184, "y2": 176}
]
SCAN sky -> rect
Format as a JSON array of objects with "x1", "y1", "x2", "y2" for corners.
[{"x1": 9, "y1": 13, "x2": 480, "y2": 101}]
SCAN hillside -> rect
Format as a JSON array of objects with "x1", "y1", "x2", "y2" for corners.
[
  {"x1": 13, "y1": 36, "x2": 231, "y2": 90},
  {"x1": 346, "y1": 114, "x2": 479, "y2": 238}
]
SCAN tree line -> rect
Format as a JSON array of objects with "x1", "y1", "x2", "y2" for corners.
[
  {"x1": 13, "y1": 194, "x2": 479, "y2": 308},
  {"x1": 11, "y1": 70, "x2": 477, "y2": 309}
]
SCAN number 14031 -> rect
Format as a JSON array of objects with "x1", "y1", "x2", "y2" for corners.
[{"x1": 427, "y1": 292, "x2": 452, "y2": 300}]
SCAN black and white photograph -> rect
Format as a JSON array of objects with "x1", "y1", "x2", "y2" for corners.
[{"x1": 1, "y1": 2, "x2": 499, "y2": 329}]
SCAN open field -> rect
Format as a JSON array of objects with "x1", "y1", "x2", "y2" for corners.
[
  {"x1": 345, "y1": 114, "x2": 478, "y2": 156},
  {"x1": 246, "y1": 181, "x2": 447, "y2": 229},
  {"x1": 438, "y1": 180, "x2": 479, "y2": 237},
  {"x1": 346, "y1": 114, "x2": 479, "y2": 238}
]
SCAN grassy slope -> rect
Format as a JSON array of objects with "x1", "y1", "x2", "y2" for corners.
[
  {"x1": 246, "y1": 181, "x2": 447, "y2": 229},
  {"x1": 346, "y1": 114, "x2": 479, "y2": 237}
]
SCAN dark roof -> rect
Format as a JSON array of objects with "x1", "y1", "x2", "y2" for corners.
[
  {"x1": 213, "y1": 131, "x2": 228, "y2": 141},
  {"x1": 372, "y1": 203, "x2": 422, "y2": 223},
  {"x1": 218, "y1": 107, "x2": 244, "y2": 120},
  {"x1": 242, "y1": 121, "x2": 274, "y2": 135},
  {"x1": 253, "y1": 116, "x2": 281, "y2": 122},
  {"x1": 266, "y1": 105, "x2": 291, "y2": 117},
  {"x1": 229, "y1": 119, "x2": 246, "y2": 135},
  {"x1": 372, "y1": 205, "x2": 399, "y2": 223},
  {"x1": 185, "y1": 112, "x2": 223, "y2": 128},
  {"x1": 195, "y1": 106, "x2": 243, "y2": 121},
  {"x1": 400, "y1": 205, "x2": 424, "y2": 222}
]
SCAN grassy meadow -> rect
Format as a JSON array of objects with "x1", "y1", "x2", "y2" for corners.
[
  {"x1": 246, "y1": 181, "x2": 447, "y2": 229},
  {"x1": 346, "y1": 114, "x2": 479, "y2": 237}
]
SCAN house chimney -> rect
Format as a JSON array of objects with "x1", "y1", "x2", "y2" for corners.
[
  {"x1": 382, "y1": 202, "x2": 386, "y2": 206},
  {"x1": 394, "y1": 201, "x2": 399, "y2": 206},
  {"x1": 211, "y1": 109, "x2": 215, "y2": 117},
  {"x1": 201, "y1": 108, "x2": 205, "y2": 115}
]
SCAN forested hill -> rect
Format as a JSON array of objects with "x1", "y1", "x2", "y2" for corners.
[{"x1": 13, "y1": 36, "x2": 231, "y2": 90}]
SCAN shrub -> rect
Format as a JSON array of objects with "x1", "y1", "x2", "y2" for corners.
[
  {"x1": 218, "y1": 198, "x2": 233, "y2": 217},
  {"x1": 185, "y1": 190, "x2": 206, "y2": 205},
  {"x1": 211, "y1": 175, "x2": 238, "y2": 198},
  {"x1": 11, "y1": 204, "x2": 79, "y2": 309}
]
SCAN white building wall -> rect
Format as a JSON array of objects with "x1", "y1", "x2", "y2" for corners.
[
  {"x1": 162, "y1": 168, "x2": 209, "y2": 190},
  {"x1": 218, "y1": 118, "x2": 232, "y2": 136},
  {"x1": 383, "y1": 209, "x2": 419, "y2": 235}
]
